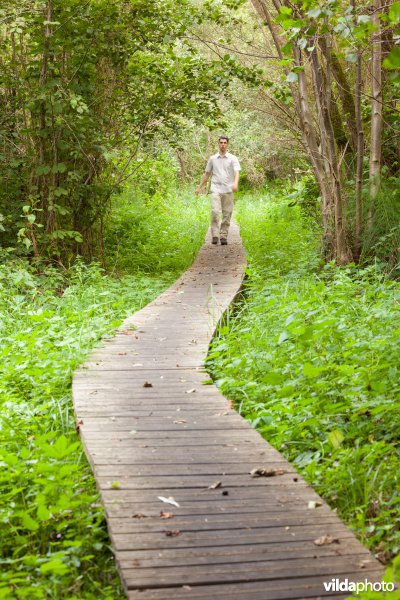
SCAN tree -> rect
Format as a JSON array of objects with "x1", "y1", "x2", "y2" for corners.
[{"x1": 0, "y1": 0, "x2": 227, "y2": 259}]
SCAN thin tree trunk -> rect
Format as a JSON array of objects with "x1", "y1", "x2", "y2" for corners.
[
  {"x1": 310, "y1": 42, "x2": 352, "y2": 263},
  {"x1": 176, "y1": 149, "x2": 188, "y2": 180},
  {"x1": 319, "y1": 39, "x2": 358, "y2": 151},
  {"x1": 38, "y1": 0, "x2": 54, "y2": 235},
  {"x1": 369, "y1": 0, "x2": 383, "y2": 217},
  {"x1": 354, "y1": 44, "x2": 364, "y2": 259}
]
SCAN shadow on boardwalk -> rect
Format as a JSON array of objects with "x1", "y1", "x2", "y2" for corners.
[{"x1": 73, "y1": 224, "x2": 383, "y2": 600}]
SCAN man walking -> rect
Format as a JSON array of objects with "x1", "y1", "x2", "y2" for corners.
[{"x1": 195, "y1": 136, "x2": 240, "y2": 245}]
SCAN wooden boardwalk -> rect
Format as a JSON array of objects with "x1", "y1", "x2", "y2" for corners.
[{"x1": 73, "y1": 224, "x2": 384, "y2": 599}]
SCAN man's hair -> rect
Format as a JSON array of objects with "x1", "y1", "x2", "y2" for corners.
[{"x1": 218, "y1": 136, "x2": 229, "y2": 142}]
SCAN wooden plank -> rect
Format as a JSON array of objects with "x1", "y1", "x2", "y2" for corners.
[
  {"x1": 121, "y1": 555, "x2": 378, "y2": 588},
  {"x1": 96, "y1": 474, "x2": 308, "y2": 490},
  {"x1": 111, "y1": 525, "x2": 359, "y2": 551},
  {"x1": 116, "y1": 538, "x2": 370, "y2": 566},
  {"x1": 107, "y1": 513, "x2": 348, "y2": 535},
  {"x1": 101, "y1": 487, "x2": 312, "y2": 504}
]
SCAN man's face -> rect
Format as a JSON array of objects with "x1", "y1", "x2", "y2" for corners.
[{"x1": 218, "y1": 138, "x2": 228, "y2": 154}]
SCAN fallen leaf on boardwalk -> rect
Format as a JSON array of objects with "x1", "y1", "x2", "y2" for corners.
[
  {"x1": 129, "y1": 430, "x2": 137, "y2": 435},
  {"x1": 186, "y1": 388, "x2": 196, "y2": 394},
  {"x1": 173, "y1": 420, "x2": 187, "y2": 424},
  {"x1": 208, "y1": 481, "x2": 222, "y2": 489},
  {"x1": 250, "y1": 467, "x2": 287, "y2": 478},
  {"x1": 215, "y1": 411, "x2": 229, "y2": 417},
  {"x1": 132, "y1": 363, "x2": 143, "y2": 367},
  {"x1": 160, "y1": 512, "x2": 174, "y2": 519},
  {"x1": 308, "y1": 500, "x2": 323, "y2": 509},
  {"x1": 132, "y1": 513, "x2": 148, "y2": 519},
  {"x1": 118, "y1": 352, "x2": 127, "y2": 355},
  {"x1": 159, "y1": 337, "x2": 167, "y2": 342},
  {"x1": 358, "y1": 560, "x2": 372, "y2": 569},
  {"x1": 143, "y1": 382, "x2": 153, "y2": 388},
  {"x1": 158, "y1": 496, "x2": 180, "y2": 508},
  {"x1": 111, "y1": 481, "x2": 120, "y2": 489},
  {"x1": 122, "y1": 331, "x2": 132, "y2": 335},
  {"x1": 165, "y1": 530, "x2": 181, "y2": 537},
  {"x1": 229, "y1": 400, "x2": 234, "y2": 409},
  {"x1": 182, "y1": 586, "x2": 192, "y2": 591},
  {"x1": 313, "y1": 535, "x2": 340, "y2": 546}
]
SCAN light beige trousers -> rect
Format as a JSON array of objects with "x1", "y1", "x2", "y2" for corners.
[{"x1": 211, "y1": 192, "x2": 234, "y2": 239}]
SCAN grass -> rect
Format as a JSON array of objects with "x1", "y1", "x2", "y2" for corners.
[
  {"x1": 0, "y1": 187, "x2": 209, "y2": 598},
  {"x1": 206, "y1": 186, "x2": 400, "y2": 570},
  {"x1": 105, "y1": 184, "x2": 209, "y2": 274}
]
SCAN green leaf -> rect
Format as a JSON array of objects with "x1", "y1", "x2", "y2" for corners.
[
  {"x1": 383, "y1": 48, "x2": 400, "y2": 69},
  {"x1": 36, "y1": 165, "x2": 51, "y2": 176},
  {"x1": 52, "y1": 163, "x2": 67, "y2": 174},
  {"x1": 278, "y1": 331, "x2": 290, "y2": 344},
  {"x1": 328, "y1": 429, "x2": 344, "y2": 449},
  {"x1": 40, "y1": 559, "x2": 69, "y2": 575},
  {"x1": 388, "y1": 2, "x2": 400, "y2": 23},
  {"x1": 281, "y1": 41, "x2": 293, "y2": 56},
  {"x1": 54, "y1": 187, "x2": 68, "y2": 197},
  {"x1": 263, "y1": 372, "x2": 284, "y2": 385},
  {"x1": 286, "y1": 72, "x2": 298, "y2": 83},
  {"x1": 22, "y1": 513, "x2": 39, "y2": 531},
  {"x1": 307, "y1": 7, "x2": 321, "y2": 18},
  {"x1": 303, "y1": 363, "x2": 323, "y2": 378},
  {"x1": 37, "y1": 504, "x2": 51, "y2": 521}
]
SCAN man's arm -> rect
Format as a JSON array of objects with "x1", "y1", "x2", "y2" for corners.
[
  {"x1": 195, "y1": 171, "x2": 211, "y2": 196},
  {"x1": 232, "y1": 171, "x2": 240, "y2": 193}
]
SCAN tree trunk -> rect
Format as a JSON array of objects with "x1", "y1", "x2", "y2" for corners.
[
  {"x1": 319, "y1": 39, "x2": 357, "y2": 151},
  {"x1": 369, "y1": 0, "x2": 383, "y2": 214},
  {"x1": 310, "y1": 42, "x2": 352, "y2": 263},
  {"x1": 354, "y1": 45, "x2": 364, "y2": 259}
]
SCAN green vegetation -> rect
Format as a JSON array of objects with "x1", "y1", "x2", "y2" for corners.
[
  {"x1": 106, "y1": 155, "x2": 209, "y2": 274},
  {"x1": 2, "y1": 0, "x2": 400, "y2": 595},
  {"x1": 207, "y1": 185, "x2": 400, "y2": 561},
  {"x1": 0, "y1": 194, "x2": 208, "y2": 599}
]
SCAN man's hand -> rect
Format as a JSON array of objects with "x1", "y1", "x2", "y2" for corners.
[
  {"x1": 232, "y1": 172, "x2": 239, "y2": 194},
  {"x1": 196, "y1": 172, "x2": 210, "y2": 196}
]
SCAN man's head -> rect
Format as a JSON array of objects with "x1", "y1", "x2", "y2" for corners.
[{"x1": 218, "y1": 136, "x2": 229, "y2": 155}]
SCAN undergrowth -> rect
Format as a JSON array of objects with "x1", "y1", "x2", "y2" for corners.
[
  {"x1": 207, "y1": 186, "x2": 400, "y2": 580},
  {"x1": 0, "y1": 189, "x2": 208, "y2": 598},
  {"x1": 106, "y1": 177, "x2": 209, "y2": 274}
]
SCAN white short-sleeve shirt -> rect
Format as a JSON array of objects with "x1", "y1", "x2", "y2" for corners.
[{"x1": 205, "y1": 152, "x2": 241, "y2": 194}]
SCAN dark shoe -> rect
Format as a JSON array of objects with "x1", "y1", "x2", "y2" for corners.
[
  {"x1": 212, "y1": 237, "x2": 219, "y2": 245},
  {"x1": 220, "y1": 238, "x2": 228, "y2": 245}
]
